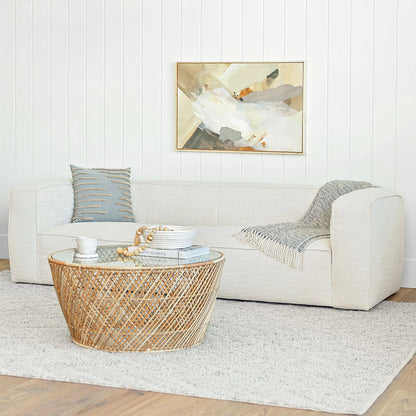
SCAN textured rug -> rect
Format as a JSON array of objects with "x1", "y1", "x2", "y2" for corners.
[{"x1": 1, "y1": 270, "x2": 416, "y2": 415}]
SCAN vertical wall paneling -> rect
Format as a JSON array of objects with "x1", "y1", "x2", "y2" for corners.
[
  {"x1": 199, "y1": 0, "x2": 222, "y2": 182},
  {"x1": 304, "y1": 0, "x2": 328, "y2": 186},
  {"x1": 180, "y1": 0, "x2": 202, "y2": 181},
  {"x1": 326, "y1": 0, "x2": 351, "y2": 180},
  {"x1": 33, "y1": 0, "x2": 51, "y2": 181},
  {"x1": 86, "y1": 0, "x2": 105, "y2": 167},
  {"x1": 50, "y1": 0, "x2": 68, "y2": 179},
  {"x1": 396, "y1": 0, "x2": 416, "y2": 286},
  {"x1": 283, "y1": 0, "x2": 307, "y2": 185},
  {"x1": 142, "y1": 0, "x2": 162, "y2": 179},
  {"x1": 241, "y1": 0, "x2": 263, "y2": 183},
  {"x1": 3, "y1": 0, "x2": 416, "y2": 288},
  {"x1": 372, "y1": 0, "x2": 397, "y2": 190},
  {"x1": 68, "y1": 0, "x2": 86, "y2": 167},
  {"x1": 161, "y1": 0, "x2": 181, "y2": 181},
  {"x1": 15, "y1": 0, "x2": 33, "y2": 184},
  {"x1": 262, "y1": 0, "x2": 285, "y2": 184},
  {"x1": 220, "y1": 0, "x2": 243, "y2": 183},
  {"x1": 123, "y1": 0, "x2": 142, "y2": 178},
  {"x1": 0, "y1": 0, "x2": 15, "y2": 238},
  {"x1": 104, "y1": 0, "x2": 123, "y2": 167},
  {"x1": 349, "y1": 0, "x2": 373, "y2": 182}
]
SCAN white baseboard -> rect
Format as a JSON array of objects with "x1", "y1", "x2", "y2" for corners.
[
  {"x1": 0, "y1": 234, "x2": 8, "y2": 259},
  {"x1": 401, "y1": 259, "x2": 416, "y2": 288}
]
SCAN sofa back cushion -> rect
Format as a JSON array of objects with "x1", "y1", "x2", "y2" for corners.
[{"x1": 131, "y1": 181, "x2": 318, "y2": 226}]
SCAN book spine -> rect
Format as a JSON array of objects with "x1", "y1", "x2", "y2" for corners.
[{"x1": 140, "y1": 249, "x2": 179, "y2": 258}]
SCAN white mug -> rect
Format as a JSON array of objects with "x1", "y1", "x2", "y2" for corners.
[{"x1": 74, "y1": 236, "x2": 97, "y2": 255}]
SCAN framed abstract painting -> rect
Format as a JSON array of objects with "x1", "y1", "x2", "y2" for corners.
[{"x1": 176, "y1": 62, "x2": 304, "y2": 154}]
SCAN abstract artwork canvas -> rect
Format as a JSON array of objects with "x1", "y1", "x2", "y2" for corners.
[{"x1": 177, "y1": 62, "x2": 304, "y2": 154}]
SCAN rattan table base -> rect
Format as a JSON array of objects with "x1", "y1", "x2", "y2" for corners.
[{"x1": 49, "y1": 254, "x2": 224, "y2": 352}]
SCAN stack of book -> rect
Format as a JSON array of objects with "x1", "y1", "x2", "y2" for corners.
[{"x1": 139, "y1": 245, "x2": 210, "y2": 259}]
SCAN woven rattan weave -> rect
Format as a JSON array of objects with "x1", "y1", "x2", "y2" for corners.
[{"x1": 48, "y1": 247, "x2": 225, "y2": 352}]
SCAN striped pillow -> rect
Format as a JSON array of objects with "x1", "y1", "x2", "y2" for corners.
[{"x1": 70, "y1": 165, "x2": 135, "y2": 223}]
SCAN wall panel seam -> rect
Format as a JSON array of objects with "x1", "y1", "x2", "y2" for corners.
[
  {"x1": 14, "y1": 0, "x2": 16, "y2": 185},
  {"x1": 160, "y1": 0, "x2": 163, "y2": 178},
  {"x1": 394, "y1": 0, "x2": 398, "y2": 192},
  {"x1": 122, "y1": 0, "x2": 125, "y2": 168},
  {"x1": 370, "y1": 0, "x2": 375, "y2": 184},
  {"x1": 102, "y1": 1, "x2": 105, "y2": 168},
  {"x1": 325, "y1": 0, "x2": 329, "y2": 182},
  {"x1": 31, "y1": 0, "x2": 34, "y2": 180},
  {"x1": 49, "y1": 0, "x2": 52, "y2": 179},
  {"x1": 348, "y1": 0, "x2": 352, "y2": 179},
  {"x1": 84, "y1": 0, "x2": 87, "y2": 166},
  {"x1": 67, "y1": 0, "x2": 69, "y2": 169}
]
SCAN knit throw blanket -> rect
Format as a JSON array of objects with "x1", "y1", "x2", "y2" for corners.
[{"x1": 236, "y1": 180, "x2": 373, "y2": 269}]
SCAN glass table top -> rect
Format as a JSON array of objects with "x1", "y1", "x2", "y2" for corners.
[{"x1": 50, "y1": 245, "x2": 223, "y2": 268}]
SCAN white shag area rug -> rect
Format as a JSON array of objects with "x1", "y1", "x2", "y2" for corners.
[{"x1": 1, "y1": 271, "x2": 416, "y2": 415}]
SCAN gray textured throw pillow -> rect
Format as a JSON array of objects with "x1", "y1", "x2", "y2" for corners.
[{"x1": 70, "y1": 165, "x2": 135, "y2": 223}]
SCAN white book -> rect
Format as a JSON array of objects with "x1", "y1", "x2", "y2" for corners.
[{"x1": 139, "y1": 245, "x2": 210, "y2": 259}]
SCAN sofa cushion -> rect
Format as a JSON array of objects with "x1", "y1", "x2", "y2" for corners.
[
  {"x1": 130, "y1": 181, "x2": 319, "y2": 226},
  {"x1": 40, "y1": 222, "x2": 331, "y2": 252},
  {"x1": 39, "y1": 222, "x2": 332, "y2": 299},
  {"x1": 218, "y1": 246, "x2": 332, "y2": 305},
  {"x1": 70, "y1": 165, "x2": 134, "y2": 223}
]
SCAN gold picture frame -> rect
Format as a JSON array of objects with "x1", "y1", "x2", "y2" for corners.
[{"x1": 176, "y1": 62, "x2": 304, "y2": 155}]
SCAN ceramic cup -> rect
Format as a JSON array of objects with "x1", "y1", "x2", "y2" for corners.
[{"x1": 75, "y1": 236, "x2": 97, "y2": 255}]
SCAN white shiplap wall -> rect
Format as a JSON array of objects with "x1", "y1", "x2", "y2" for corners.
[{"x1": 1, "y1": 0, "x2": 416, "y2": 285}]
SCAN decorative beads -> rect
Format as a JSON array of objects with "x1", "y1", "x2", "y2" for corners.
[{"x1": 117, "y1": 225, "x2": 171, "y2": 257}]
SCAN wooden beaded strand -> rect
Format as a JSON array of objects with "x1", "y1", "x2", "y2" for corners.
[{"x1": 116, "y1": 225, "x2": 170, "y2": 257}]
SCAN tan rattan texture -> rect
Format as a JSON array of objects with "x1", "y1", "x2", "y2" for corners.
[{"x1": 48, "y1": 254, "x2": 225, "y2": 352}]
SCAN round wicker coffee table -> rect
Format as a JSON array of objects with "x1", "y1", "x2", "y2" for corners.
[{"x1": 48, "y1": 246, "x2": 225, "y2": 352}]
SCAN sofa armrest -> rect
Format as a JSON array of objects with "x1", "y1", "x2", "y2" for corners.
[
  {"x1": 8, "y1": 181, "x2": 74, "y2": 283},
  {"x1": 330, "y1": 187, "x2": 404, "y2": 310}
]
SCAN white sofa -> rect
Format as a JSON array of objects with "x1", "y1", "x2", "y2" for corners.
[{"x1": 8, "y1": 180, "x2": 404, "y2": 310}]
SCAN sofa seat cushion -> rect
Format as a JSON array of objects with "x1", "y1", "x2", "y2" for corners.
[
  {"x1": 38, "y1": 222, "x2": 331, "y2": 293},
  {"x1": 40, "y1": 221, "x2": 331, "y2": 252}
]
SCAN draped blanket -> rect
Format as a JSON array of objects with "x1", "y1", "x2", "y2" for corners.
[{"x1": 235, "y1": 180, "x2": 373, "y2": 269}]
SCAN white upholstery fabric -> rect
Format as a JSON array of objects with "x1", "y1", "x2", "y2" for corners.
[
  {"x1": 131, "y1": 182, "x2": 318, "y2": 226},
  {"x1": 330, "y1": 188, "x2": 404, "y2": 310},
  {"x1": 217, "y1": 244, "x2": 331, "y2": 305},
  {"x1": 8, "y1": 180, "x2": 405, "y2": 310},
  {"x1": 38, "y1": 222, "x2": 331, "y2": 303},
  {"x1": 9, "y1": 181, "x2": 73, "y2": 284}
]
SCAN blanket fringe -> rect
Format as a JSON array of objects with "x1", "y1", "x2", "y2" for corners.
[{"x1": 235, "y1": 230, "x2": 304, "y2": 270}]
